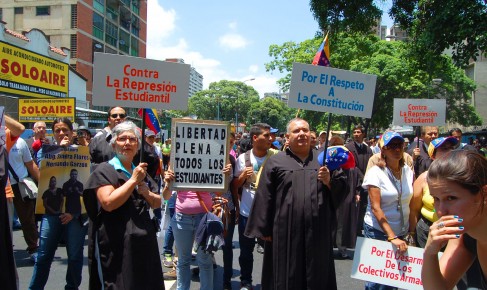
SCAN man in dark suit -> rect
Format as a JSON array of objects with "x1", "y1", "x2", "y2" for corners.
[
  {"x1": 345, "y1": 125, "x2": 372, "y2": 238},
  {"x1": 407, "y1": 126, "x2": 438, "y2": 177}
]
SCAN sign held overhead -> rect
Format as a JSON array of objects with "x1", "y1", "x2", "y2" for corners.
[
  {"x1": 92, "y1": 53, "x2": 190, "y2": 110},
  {"x1": 289, "y1": 62, "x2": 377, "y2": 118},
  {"x1": 393, "y1": 98, "x2": 446, "y2": 126}
]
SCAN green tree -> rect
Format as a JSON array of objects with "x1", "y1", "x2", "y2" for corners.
[
  {"x1": 266, "y1": 33, "x2": 481, "y2": 131},
  {"x1": 246, "y1": 97, "x2": 294, "y2": 131},
  {"x1": 187, "y1": 80, "x2": 260, "y2": 127},
  {"x1": 309, "y1": 0, "x2": 383, "y2": 34},
  {"x1": 390, "y1": 0, "x2": 487, "y2": 68}
]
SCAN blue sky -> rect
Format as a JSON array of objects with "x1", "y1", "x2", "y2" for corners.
[{"x1": 147, "y1": 0, "x2": 393, "y2": 98}]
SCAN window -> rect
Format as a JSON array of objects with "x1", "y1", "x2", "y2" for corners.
[
  {"x1": 105, "y1": 21, "x2": 118, "y2": 47},
  {"x1": 119, "y1": 30, "x2": 130, "y2": 53},
  {"x1": 130, "y1": 37, "x2": 138, "y2": 56},
  {"x1": 36, "y1": 6, "x2": 50, "y2": 16},
  {"x1": 70, "y1": 34, "x2": 77, "y2": 58},
  {"x1": 14, "y1": 7, "x2": 23, "y2": 14},
  {"x1": 94, "y1": 0, "x2": 104, "y2": 13},
  {"x1": 93, "y1": 13, "x2": 104, "y2": 40},
  {"x1": 71, "y1": 5, "x2": 77, "y2": 29}
]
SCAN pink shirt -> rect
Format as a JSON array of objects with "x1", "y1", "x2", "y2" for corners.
[{"x1": 175, "y1": 191, "x2": 213, "y2": 215}]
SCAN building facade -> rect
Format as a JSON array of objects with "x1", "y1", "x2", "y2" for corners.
[
  {"x1": 165, "y1": 58, "x2": 203, "y2": 97},
  {"x1": 0, "y1": 0, "x2": 147, "y2": 112}
]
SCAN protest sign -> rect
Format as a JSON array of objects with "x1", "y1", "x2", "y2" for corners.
[
  {"x1": 36, "y1": 145, "x2": 90, "y2": 215},
  {"x1": 351, "y1": 237, "x2": 439, "y2": 289},
  {"x1": 92, "y1": 53, "x2": 190, "y2": 110},
  {"x1": 289, "y1": 62, "x2": 376, "y2": 118},
  {"x1": 18, "y1": 98, "x2": 75, "y2": 122},
  {"x1": 393, "y1": 98, "x2": 446, "y2": 126},
  {"x1": 170, "y1": 119, "x2": 229, "y2": 192}
]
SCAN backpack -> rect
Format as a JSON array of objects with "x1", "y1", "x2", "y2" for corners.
[{"x1": 194, "y1": 192, "x2": 225, "y2": 254}]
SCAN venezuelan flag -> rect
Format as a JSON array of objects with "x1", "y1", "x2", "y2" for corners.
[
  {"x1": 138, "y1": 108, "x2": 161, "y2": 134},
  {"x1": 312, "y1": 33, "x2": 330, "y2": 67}
]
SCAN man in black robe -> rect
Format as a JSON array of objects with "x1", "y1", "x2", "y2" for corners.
[{"x1": 245, "y1": 118, "x2": 347, "y2": 290}]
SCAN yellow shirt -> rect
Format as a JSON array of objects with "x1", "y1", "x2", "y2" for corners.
[{"x1": 420, "y1": 184, "x2": 438, "y2": 222}]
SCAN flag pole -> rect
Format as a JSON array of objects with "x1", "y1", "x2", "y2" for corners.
[
  {"x1": 140, "y1": 108, "x2": 146, "y2": 163},
  {"x1": 323, "y1": 113, "x2": 333, "y2": 153}
]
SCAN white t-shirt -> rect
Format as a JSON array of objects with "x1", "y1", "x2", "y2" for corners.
[
  {"x1": 362, "y1": 165, "x2": 414, "y2": 236},
  {"x1": 235, "y1": 150, "x2": 268, "y2": 217},
  {"x1": 8, "y1": 138, "x2": 33, "y2": 185}
]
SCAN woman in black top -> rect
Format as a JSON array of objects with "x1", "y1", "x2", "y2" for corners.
[
  {"x1": 422, "y1": 150, "x2": 487, "y2": 289},
  {"x1": 83, "y1": 121, "x2": 164, "y2": 290}
]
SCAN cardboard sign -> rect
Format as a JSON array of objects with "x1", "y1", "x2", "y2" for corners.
[
  {"x1": 92, "y1": 53, "x2": 190, "y2": 110},
  {"x1": 289, "y1": 62, "x2": 376, "y2": 118},
  {"x1": 393, "y1": 98, "x2": 446, "y2": 126},
  {"x1": 18, "y1": 98, "x2": 75, "y2": 122},
  {"x1": 351, "y1": 237, "x2": 437, "y2": 289},
  {"x1": 0, "y1": 41, "x2": 69, "y2": 98},
  {"x1": 36, "y1": 145, "x2": 90, "y2": 215},
  {"x1": 170, "y1": 119, "x2": 229, "y2": 192}
]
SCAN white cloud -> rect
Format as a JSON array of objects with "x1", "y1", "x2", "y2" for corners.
[
  {"x1": 249, "y1": 65, "x2": 259, "y2": 74},
  {"x1": 145, "y1": 1, "x2": 279, "y2": 98},
  {"x1": 218, "y1": 33, "x2": 249, "y2": 49},
  {"x1": 146, "y1": 0, "x2": 176, "y2": 46}
]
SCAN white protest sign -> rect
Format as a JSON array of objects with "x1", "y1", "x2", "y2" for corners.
[
  {"x1": 92, "y1": 53, "x2": 190, "y2": 110},
  {"x1": 289, "y1": 62, "x2": 377, "y2": 118},
  {"x1": 393, "y1": 98, "x2": 446, "y2": 126},
  {"x1": 351, "y1": 237, "x2": 434, "y2": 289},
  {"x1": 170, "y1": 119, "x2": 229, "y2": 192}
]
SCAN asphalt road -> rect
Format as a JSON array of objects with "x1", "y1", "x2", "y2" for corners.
[{"x1": 12, "y1": 219, "x2": 364, "y2": 290}]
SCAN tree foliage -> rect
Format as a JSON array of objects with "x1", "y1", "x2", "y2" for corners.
[
  {"x1": 309, "y1": 0, "x2": 383, "y2": 34},
  {"x1": 265, "y1": 33, "x2": 481, "y2": 131},
  {"x1": 186, "y1": 80, "x2": 295, "y2": 130},
  {"x1": 390, "y1": 0, "x2": 487, "y2": 68}
]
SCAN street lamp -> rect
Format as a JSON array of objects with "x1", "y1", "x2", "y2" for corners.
[{"x1": 235, "y1": 78, "x2": 255, "y2": 133}]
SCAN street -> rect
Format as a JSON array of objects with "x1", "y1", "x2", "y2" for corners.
[{"x1": 12, "y1": 218, "x2": 364, "y2": 290}]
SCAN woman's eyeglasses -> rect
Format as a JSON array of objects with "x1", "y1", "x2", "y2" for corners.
[
  {"x1": 385, "y1": 143, "x2": 404, "y2": 150},
  {"x1": 116, "y1": 136, "x2": 138, "y2": 144},
  {"x1": 110, "y1": 113, "x2": 126, "y2": 119}
]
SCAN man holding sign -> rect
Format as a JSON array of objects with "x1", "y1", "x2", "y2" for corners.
[{"x1": 245, "y1": 118, "x2": 347, "y2": 290}]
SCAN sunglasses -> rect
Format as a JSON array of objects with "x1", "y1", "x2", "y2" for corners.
[
  {"x1": 385, "y1": 143, "x2": 404, "y2": 150},
  {"x1": 110, "y1": 113, "x2": 126, "y2": 119}
]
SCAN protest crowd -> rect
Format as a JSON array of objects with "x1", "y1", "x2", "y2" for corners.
[{"x1": 1, "y1": 105, "x2": 487, "y2": 290}]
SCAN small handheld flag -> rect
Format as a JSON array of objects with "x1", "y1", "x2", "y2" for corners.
[
  {"x1": 138, "y1": 108, "x2": 161, "y2": 134},
  {"x1": 312, "y1": 33, "x2": 330, "y2": 67},
  {"x1": 318, "y1": 146, "x2": 356, "y2": 170}
]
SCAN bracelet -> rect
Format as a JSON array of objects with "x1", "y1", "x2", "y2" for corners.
[{"x1": 387, "y1": 236, "x2": 399, "y2": 242}]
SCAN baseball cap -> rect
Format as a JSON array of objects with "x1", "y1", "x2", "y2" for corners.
[
  {"x1": 319, "y1": 131, "x2": 327, "y2": 137},
  {"x1": 272, "y1": 140, "x2": 282, "y2": 150},
  {"x1": 379, "y1": 131, "x2": 404, "y2": 148},
  {"x1": 145, "y1": 129, "x2": 156, "y2": 137},
  {"x1": 270, "y1": 127, "x2": 279, "y2": 134},
  {"x1": 428, "y1": 136, "x2": 458, "y2": 158}
]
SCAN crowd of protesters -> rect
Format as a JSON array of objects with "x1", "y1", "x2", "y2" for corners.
[{"x1": 2, "y1": 107, "x2": 487, "y2": 290}]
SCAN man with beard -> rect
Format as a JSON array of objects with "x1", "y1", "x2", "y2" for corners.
[{"x1": 245, "y1": 118, "x2": 347, "y2": 289}]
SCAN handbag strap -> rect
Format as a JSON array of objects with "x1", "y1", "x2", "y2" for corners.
[
  {"x1": 7, "y1": 162, "x2": 20, "y2": 182},
  {"x1": 195, "y1": 192, "x2": 210, "y2": 213}
]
